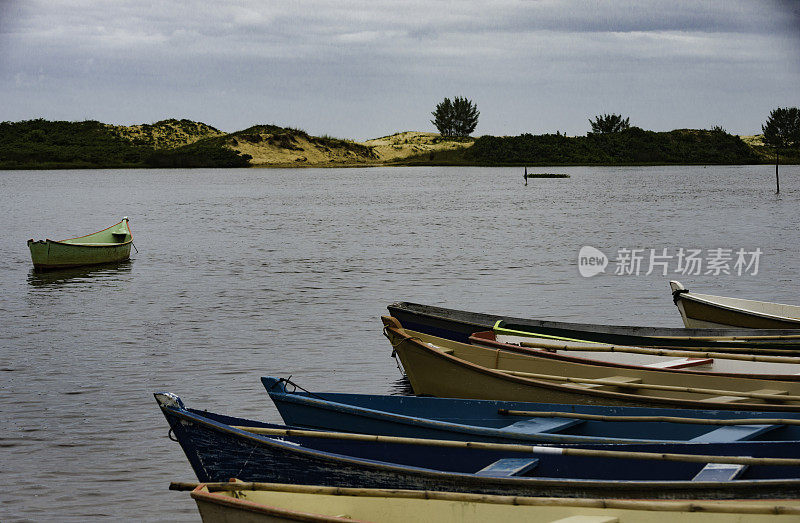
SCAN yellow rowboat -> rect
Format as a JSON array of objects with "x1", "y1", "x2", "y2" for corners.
[
  {"x1": 179, "y1": 481, "x2": 800, "y2": 523},
  {"x1": 382, "y1": 316, "x2": 800, "y2": 411},
  {"x1": 671, "y1": 281, "x2": 800, "y2": 329},
  {"x1": 27, "y1": 217, "x2": 132, "y2": 271}
]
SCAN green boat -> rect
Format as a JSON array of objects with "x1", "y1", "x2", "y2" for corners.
[{"x1": 27, "y1": 217, "x2": 133, "y2": 271}]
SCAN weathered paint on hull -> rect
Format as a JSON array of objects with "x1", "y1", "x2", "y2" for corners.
[{"x1": 28, "y1": 240, "x2": 132, "y2": 271}]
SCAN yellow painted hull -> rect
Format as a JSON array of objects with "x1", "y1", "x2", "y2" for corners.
[
  {"x1": 382, "y1": 317, "x2": 800, "y2": 411},
  {"x1": 189, "y1": 483, "x2": 800, "y2": 523}
]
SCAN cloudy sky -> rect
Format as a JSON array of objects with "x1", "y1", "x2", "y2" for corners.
[{"x1": 1, "y1": 0, "x2": 798, "y2": 140}]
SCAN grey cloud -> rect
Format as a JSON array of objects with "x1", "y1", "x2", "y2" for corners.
[{"x1": 0, "y1": 0, "x2": 798, "y2": 139}]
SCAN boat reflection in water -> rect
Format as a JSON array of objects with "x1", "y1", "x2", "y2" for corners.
[
  {"x1": 389, "y1": 375, "x2": 414, "y2": 396},
  {"x1": 27, "y1": 259, "x2": 133, "y2": 288}
]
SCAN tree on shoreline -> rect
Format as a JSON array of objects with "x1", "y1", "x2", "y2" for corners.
[
  {"x1": 589, "y1": 114, "x2": 630, "y2": 134},
  {"x1": 431, "y1": 97, "x2": 479, "y2": 137},
  {"x1": 762, "y1": 107, "x2": 800, "y2": 193}
]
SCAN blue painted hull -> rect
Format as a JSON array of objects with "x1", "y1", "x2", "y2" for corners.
[
  {"x1": 156, "y1": 393, "x2": 800, "y2": 499},
  {"x1": 262, "y1": 377, "x2": 800, "y2": 444}
]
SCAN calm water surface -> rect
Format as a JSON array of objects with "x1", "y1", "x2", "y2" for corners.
[{"x1": 1, "y1": 165, "x2": 799, "y2": 521}]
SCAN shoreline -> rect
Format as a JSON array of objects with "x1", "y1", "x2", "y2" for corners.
[
  {"x1": 2, "y1": 120, "x2": 798, "y2": 170},
  {"x1": 2, "y1": 161, "x2": 798, "y2": 171}
]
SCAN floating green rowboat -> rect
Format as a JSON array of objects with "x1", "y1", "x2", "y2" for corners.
[{"x1": 27, "y1": 217, "x2": 133, "y2": 271}]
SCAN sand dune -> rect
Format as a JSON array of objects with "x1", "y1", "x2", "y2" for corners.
[{"x1": 225, "y1": 130, "x2": 474, "y2": 167}]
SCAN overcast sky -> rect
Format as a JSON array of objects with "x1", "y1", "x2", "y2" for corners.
[{"x1": 1, "y1": 0, "x2": 798, "y2": 140}]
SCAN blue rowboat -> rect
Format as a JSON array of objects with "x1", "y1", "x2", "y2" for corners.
[
  {"x1": 262, "y1": 377, "x2": 800, "y2": 445},
  {"x1": 155, "y1": 392, "x2": 800, "y2": 499},
  {"x1": 387, "y1": 302, "x2": 800, "y2": 350}
]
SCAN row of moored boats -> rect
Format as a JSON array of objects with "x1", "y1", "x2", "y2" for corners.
[{"x1": 161, "y1": 289, "x2": 800, "y2": 522}]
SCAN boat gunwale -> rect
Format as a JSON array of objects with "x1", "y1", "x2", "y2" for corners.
[
  {"x1": 29, "y1": 218, "x2": 133, "y2": 248},
  {"x1": 32, "y1": 238, "x2": 133, "y2": 248}
]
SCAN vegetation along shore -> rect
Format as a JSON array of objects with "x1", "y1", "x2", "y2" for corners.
[{"x1": 0, "y1": 117, "x2": 798, "y2": 170}]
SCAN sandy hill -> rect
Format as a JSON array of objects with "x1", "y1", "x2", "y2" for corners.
[
  {"x1": 108, "y1": 119, "x2": 224, "y2": 149},
  {"x1": 222, "y1": 125, "x2": 378, "y2": 166},
  {"x1": 364, "y1": 131, "x2": 474, "y2": 161},
  {"x1": 220, "y1": 128, "x2": 475, "y2": 166},
  {"x1": 741, "y1": 135, "x2": 765, "y2": 147}
]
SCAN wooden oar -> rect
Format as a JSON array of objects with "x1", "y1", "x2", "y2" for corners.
[
  {"x1": 228, "y1": 426, "x2": 800, "y2": 467},
  {"x1": 513, "y1": 339, "x2": 800, "y2": 364},
  {"x1": 168, "y1": 481, "x2": 800, "y2": 514},
  {"x1": 497, "y1": 409, "x2": 800, "y2": 426},
  {"x1": 168, "y1": 481, "x2": 800, "y2": 513},
  {"x1": 498, "y1": 369, "x2": 800, "y2": 403}
]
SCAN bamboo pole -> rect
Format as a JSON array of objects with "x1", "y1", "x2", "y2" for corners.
[
  {"x1": 505, "y1": 337, "x2": 800, "y2": 356},
  {"x1": 499, "y1": 369, "x2": 800, "y2": 402},
  {"x1": 227, "y1": 426, "x2": 800, "y2": 467},
  {"x1": 491, "y1": 330, "x2": 800, "y2": 355},
  {"x1": 168, "y1": 481, "x2": 800, "y2": 514},
  {"x1": 168, "y1": 481, "x2": 800, "y2": 513},
  {"x1": 513, "y1": 339, "x2": 800, "y2": 364},
  {"x1": 653, "y1": 334, "x2": 800, "y2": 341},
  {"x1": 641, "y1": 345, "x2": 800, "y2": 356},
  {"x1": 497, "y1": 409, "x2": 800, "y2": 426},
  {"x1": 494, "y1": 324, "x2": 800, "y2": 342}
]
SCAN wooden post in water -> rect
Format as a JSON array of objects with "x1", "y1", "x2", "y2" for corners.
[
  {"x1": 776, "y1": 149, "x2": 780, "y2": 194},
  {"x1": 524, "y1": 167, "x2": 527, "y2": 185}
]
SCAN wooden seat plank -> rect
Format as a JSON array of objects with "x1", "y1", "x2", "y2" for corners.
[
  {"x1": 475, "y1": 458, "x2": 539, "y2": 477},
  {"x1": 500, "y1": 418, "x2": 584, "y2": 435},
  {"x1": 692, "y1": 462, "x2": 748, "y2": 482},
  {"x1": 644, "y1": 357, "x2": 713, "y2": 369},
  {"x1": 699, "y1": 395, "x2": 748, "y2": 404},
  {"x1": 594, "y1": 376, "x2": 643, "y2": 384},
  {"x1": 548, "y1": 517, "x2": 619, "y2": 523},
  {"x1": 690, "y1": 424, "x2": 780, "y2": 443}
]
